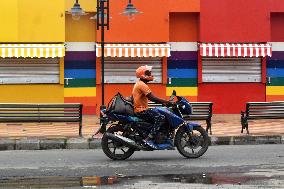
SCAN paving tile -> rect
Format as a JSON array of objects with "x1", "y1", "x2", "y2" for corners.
[{"x1": 0, "y1": 115, "x2": 283, "y2": 138}]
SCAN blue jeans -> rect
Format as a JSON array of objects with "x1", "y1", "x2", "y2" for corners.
[{"x1": 136, "y1": 108, "x2": 166, "y2": 138}]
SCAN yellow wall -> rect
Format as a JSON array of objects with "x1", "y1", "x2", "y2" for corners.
[
  {"x1": 65, "y1": 14, "x2": 96, "y2": 42},
  {"x1": 0, "y1": 0, "x2": 65, "y2": 42},
  {"x1": 1, "y1": 0, "x2": 18, "y2": 42},
  {"x1": 0, "y1": 85, "x2": 64, "y2": 103},
  {"x1": 65, "y1": 0, "x2": 97, "y2": 12}
]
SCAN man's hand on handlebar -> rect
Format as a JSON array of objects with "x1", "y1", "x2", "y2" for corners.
[{"x1": 164, "y1": 101, "x2": 175, "y2": 107}]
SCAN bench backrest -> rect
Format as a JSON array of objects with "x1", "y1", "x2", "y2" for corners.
[
  {"x1": 0, "y1": 103, "x2": 83, "y2": 122},
  {"x1": 148, "y1": 101, "x2": 213, "y2": 117},
  {"x1": 246, "y1": 102, "x2": 284, "y2": 119}
]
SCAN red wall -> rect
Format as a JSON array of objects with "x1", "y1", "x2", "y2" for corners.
[
  {"x1": 270, "y1": 0, "x2": 284, "y2": 12},
  {"x1": 200, "y1": 0, "x2": 270, "y2": 42},
  {"x1": 198, "y1": 0, "x2": 274, "y2": 113},
  {"x1": 271, "y1": 13, "x2": 284, "y2": 41},
  {"x1": 198, "y1": 83, "x2": 266, "y2": 114}
]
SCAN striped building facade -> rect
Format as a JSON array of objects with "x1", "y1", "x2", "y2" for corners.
[
  {"x1": 64, "y1": 14, "x2": 97, "y2": 114},
  {"x1": 1, "y1": 0, "x2": 284, "y2": 115},
  {"x1": 267, "y1": 44, "x2": 284, "y2": 100},
  {"x1": 167, "y1": 43, "x2": 198, "y2": 101}
]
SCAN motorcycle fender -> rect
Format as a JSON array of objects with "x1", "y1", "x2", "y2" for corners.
[{"x1": 185, "y1": 122, "x2": 201, "y2": 131}]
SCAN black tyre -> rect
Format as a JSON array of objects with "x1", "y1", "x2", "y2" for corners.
[
  {"x1": 175, "y1": 126, "x2": 209, "y2": 158},
  {"x1": 101, "y1": 125, "x2": 135, "y2": 160}
]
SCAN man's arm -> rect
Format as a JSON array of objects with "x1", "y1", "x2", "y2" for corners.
[{"x1": 146, "y1": 92, "x2": 169, "y2": 105}]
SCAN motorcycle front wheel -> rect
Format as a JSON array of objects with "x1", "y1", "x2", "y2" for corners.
[
  {"x1": 101, "y1": 125, "x2": 135, "y2": 160},
  {"x1": 175, "y1": 125, "x2": 209, "y2": 158}
]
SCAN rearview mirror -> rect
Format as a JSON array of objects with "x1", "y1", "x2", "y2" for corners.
[{"x1": 172, "y1": 90, "x2": 176, "y2": 96}]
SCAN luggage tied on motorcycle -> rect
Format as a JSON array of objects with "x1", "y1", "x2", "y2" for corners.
[{"x1": 107, "y1": 93, "x2": 135, "y2": 116}]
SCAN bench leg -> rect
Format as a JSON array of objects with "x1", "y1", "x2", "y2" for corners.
[
  {"x1": 79, "y1": 122, "x2": 82, "y2": 137},
  {"x1": 206, "y1": 119, "x2": 212, "y2": 135}
]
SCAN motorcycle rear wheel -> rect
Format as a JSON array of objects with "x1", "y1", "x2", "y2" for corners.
[
  {"x1": 175, "y1": 126, "x2": 209, "y2": 158},
  {"x1": 101, "y1": 125, "x2": 135, "y2": 160}
]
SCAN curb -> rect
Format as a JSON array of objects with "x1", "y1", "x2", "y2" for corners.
[
  {"x1": 0, "y1": 138, "x2": 102, "y2": 151},
  {"x1": 210, "y1": 135, "x2": 283, "y2": 145},
  {"x1": 0, "y1": 136, "x2": 282, "y2": 151}
]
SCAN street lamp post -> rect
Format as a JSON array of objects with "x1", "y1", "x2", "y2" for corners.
[
  {"x1": 68, "y1": 0, "x2": 142, "y2": 109},
  {"x1": 96, "y1": 0, "x2": 110, "y2": 106}
]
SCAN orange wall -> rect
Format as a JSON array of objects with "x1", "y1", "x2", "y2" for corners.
[
  {"x1": 97, "y1": 0, "x2": 200, "y2": 43},
  {"x1": 169, "y1": 0, "x2": 200, "y2": 12},
  {"x1": 169, "y1": 13, "x2": 199, "y2": 42},
  {"x1": 96, "y1": 84, "x2": 166, "y2": 114}
]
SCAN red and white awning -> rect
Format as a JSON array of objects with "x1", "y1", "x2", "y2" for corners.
[
  {"x1": 199, "y1": 43, "x2": 272, "y2": 57},
  {"x1": 96, "y1": 44, "x2": 171, "y2": 58}
]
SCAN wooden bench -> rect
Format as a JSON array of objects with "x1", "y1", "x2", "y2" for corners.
[
  {"x1": 0, "y1": 103, "x2": 83, "y2": 136},
  {"x1": 241, "y1": 101, "x2": 284, "y2": 134},
  {"x1": 148, "y1": 102, "x2": 213, "y2": 135}
]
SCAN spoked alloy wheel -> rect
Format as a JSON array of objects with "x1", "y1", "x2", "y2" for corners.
[
  {"x1": 175, "y1": 126, "x2": 209, "y2": 158},
  {"x1": 101, "y1": 125, "x2": 135, "y2": 160}
]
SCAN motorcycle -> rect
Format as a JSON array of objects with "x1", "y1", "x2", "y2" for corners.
[{"x1": 95, "y1": 90, "x2": 210, "y2": 160}]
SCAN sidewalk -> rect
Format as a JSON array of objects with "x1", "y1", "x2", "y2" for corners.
[{"x1": 0, "y1": 114, "x2": 283, "y2": 150}]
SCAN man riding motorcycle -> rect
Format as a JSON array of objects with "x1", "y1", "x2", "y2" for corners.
[
  {"x1": 97, "y1": 65, "x2": 210, "y2": 160},
  {"x1": 132, "y1": 65, "x2": 173, "y2": 149}
]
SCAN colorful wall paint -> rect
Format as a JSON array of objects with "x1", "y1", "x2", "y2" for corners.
[
  {"x1": 67, "y1": 0, "x2": 284, "y2": 114},
  {"x1": 95, "y1": 57, "x2": 167, "y2": 114},
  {"x1": 197, "y1": 0, "x2": 284, "y2": 113},
  {"x1": 0, "y1": 0, "x2": 65, "y2": 103},
  {"x1": 267, "y1": 14, "x2": 284, "y2": 102},
  {"x1": 266, "y1": 43, "x2": 284, "y2": 101},
  {"x1": 0, "y1": 0, "x2": 65, "y2": 42},
  {"x1": 267, "y1": 12, "x2": 284, "y2": 101},
  {"x1": 94, "y1": 1, "x2": 200, "y2": 114},
  {"x1": 167, "y1": 13, "x2": 199, "y2": 102},
  {"x1": 64, "y1": 47, "x2": 96, "y2": 114},
  {"x1": 64, "y1": 15, "x2": 96, "y2": 114},
  {"x1": 0, "y1": 85, "x2": 63, "y2": 103},
  {"x1": 167, "y1": 43, "x2": 198, "y2": 102}
]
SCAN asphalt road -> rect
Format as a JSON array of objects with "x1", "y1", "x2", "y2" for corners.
[{"x1": 0, "y1": 144, "x2": 283, "y2": 188}]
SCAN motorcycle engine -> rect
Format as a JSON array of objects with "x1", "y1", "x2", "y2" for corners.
[{"x1": 155, "y1": 132, "x2": 167, "y2": 144}]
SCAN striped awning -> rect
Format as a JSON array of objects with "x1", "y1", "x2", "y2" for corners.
[
  {"x1": 199, "y1": 43, "x2": 272, "y2": 57},
  {"x1": 96, "y1": 44, "x2": 171, "y2": 57},
  {"x1": 0, "y1": 44, "x2": 65, "y2": 58}
]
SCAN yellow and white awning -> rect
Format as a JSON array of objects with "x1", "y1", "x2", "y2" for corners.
[
  {"x1": 0, "y1": 44, "x2": 65, "y2": 58},
  {"x1": 96, "y1": 43, "x2": 171, "y2": 58}
]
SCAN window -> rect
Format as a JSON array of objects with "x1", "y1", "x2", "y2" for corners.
[
  {"x1": 202, "y1": 57, "x2": 262, "y2": 82},
  {"x1": 0, "y1": 58, "x2": 59, "y2": 84},
  {"x1": 104, "y1": 57, "x2": 162, "y2": 83}
]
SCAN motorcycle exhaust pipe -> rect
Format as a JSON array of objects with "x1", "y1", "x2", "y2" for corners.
[{"x1": 105, "y1": 133, "x2": 143, "y2": 150}]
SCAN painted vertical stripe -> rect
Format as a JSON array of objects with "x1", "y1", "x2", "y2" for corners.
[
  {"x1": 266, "y1": 86, "x2": 284, "y2": 95},
  {"x1": 64, "y1": 87, "x2": 96, "y2": 97},
  {"x1": 166, "y1": 87, "x2": 197, "y2": 96},
  {"x1": 65, "y1": 69, "x2": 96, "y2": 79}
]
